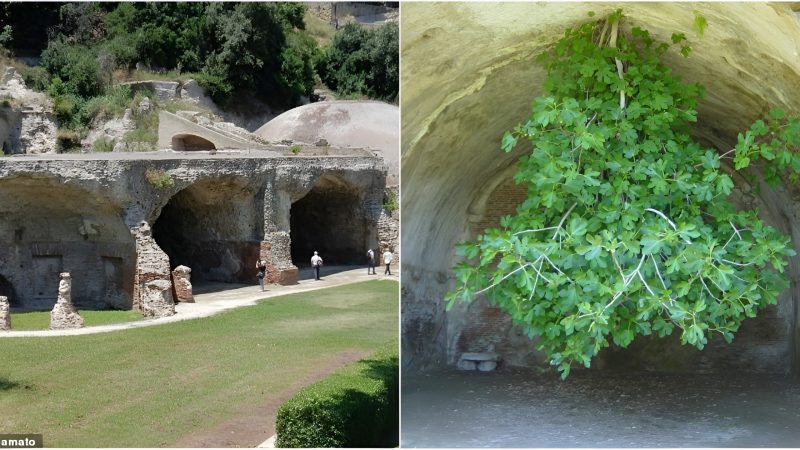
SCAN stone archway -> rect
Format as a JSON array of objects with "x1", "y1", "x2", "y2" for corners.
[
  {"x1": 0, "y1": 274, "x2": 18, "y2": 308},
  {"x1": 171, "y1": 134, "x2": 216, "y2": 151},
  {"x1": 290, "y1": 174, "x2": 370, "y2": 266},
  {"x1": 152, "y1": 177, "x2": 261, "y2": 283},
  {"x1": 400, "y1": 3, "x2": 800, "y2": 373}
]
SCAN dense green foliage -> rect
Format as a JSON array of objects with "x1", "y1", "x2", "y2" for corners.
[
  {"x1": 447, "y1": 12, "x2": 799, "y2": 378},
  {"x1": 317, "y1": 22, "x2": 399, "y2": 102},
  {"x1": 275, "y1": 346, "x2": 399, "y2": 448}
]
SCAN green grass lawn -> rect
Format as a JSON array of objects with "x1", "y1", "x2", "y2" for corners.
[
  {"x1": 9, "y1": 310, "x2": 144, "y2": 331},
  {"x1": 0, "y1": 280, "x2": 398, "y2": 447}
]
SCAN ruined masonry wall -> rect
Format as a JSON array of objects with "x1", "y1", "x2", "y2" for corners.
[{"x1": 131, "y1": 223, "x2": 175, "y2": 318}]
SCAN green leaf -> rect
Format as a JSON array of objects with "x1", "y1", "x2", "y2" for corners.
[
  {"x1": 501, "y1": 131, "x2": 518, "y2": 153},
  {"x1": 693, "y1": 11, "x2": 707, "y2": 37}
]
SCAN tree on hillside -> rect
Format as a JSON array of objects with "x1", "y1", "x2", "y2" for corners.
[{"x1": 317, "y1": 22, "x2": 398, "y2": 102}]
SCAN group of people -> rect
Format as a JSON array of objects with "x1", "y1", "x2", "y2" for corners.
[{"x1": 254, "y1": 246, "x2": 395, "y2": 289}]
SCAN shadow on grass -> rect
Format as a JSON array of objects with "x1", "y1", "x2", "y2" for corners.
[{"x1": 0, "y1": 376, "x2": 20, "y2": 391}]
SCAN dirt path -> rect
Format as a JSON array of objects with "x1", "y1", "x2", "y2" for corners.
[
  {"x1": 2, "y1": 266, "x2": 396, "y2": 338},
  {"x1": 172, "y1": 349, "x2": 371, "y2": 448}
]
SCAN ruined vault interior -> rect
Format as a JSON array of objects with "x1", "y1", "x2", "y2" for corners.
[{"x1": 401, "y1": 2, "x2": 800, "y2": 375}]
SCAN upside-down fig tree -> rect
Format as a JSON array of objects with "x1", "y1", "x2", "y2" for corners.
[{"x1": 446, "y1": 11, "x2": 800, "y2": 378}]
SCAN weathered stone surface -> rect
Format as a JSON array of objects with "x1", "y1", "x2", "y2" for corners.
[
  {"x1": 50, "y1": 273, "x2": 84, "y2": 329},
  {"x1": 0, "y1": 295, "x2": 9, "y2": 331},
  {"x1": 132, "y1": 222, "x2": 175, "y2": 317},
  {"x1": 171, "y1": 265, "x2": 194, "y2": 303},
  {"x1": 477, "y1": 361, "x2": 497, "y2": 372},
  {"x1": 0, "y1": 155, "x2": 387, "y2": 310},
  {"x1": 0, "y1": 67, "x2": 57, "y2": 155},
  {"x1": 456, "y1": 359, "x2": 477, "y2": 371},
  {"x1": 121, "y1": 80, "x2": 179, "y2": 101},
  {"x1": 141, "y1": 279, "x2": 174, "y2": 318},
  {"x1": 401, "y1": 3, "x2": 800, "y2": 374},
  {"x1": 158, "y1": 111, "x2": 270, "y2": 152},
  {"x1": 255, "y1": 101, "x2": 399, "y2": 185}
]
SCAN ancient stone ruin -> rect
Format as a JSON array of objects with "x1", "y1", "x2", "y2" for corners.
[
  {"x1": 171, "y1": 265, "x2": 194, "y2": 303},
  {"x1": 49, "y1": 273, "x2": 84, "y2": 330},
  {"x1": 0, "y1": 295, "x2": 9, "y2": 331},
  {"x1": 0, "y1": 65, "x2": 397, "y2": 321}
]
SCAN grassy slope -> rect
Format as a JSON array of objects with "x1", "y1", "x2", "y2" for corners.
[
  {"x1": 0, "y1": 280, "x2": 398, "y2": 447},
  {"x1": 304, "y1": 10, "x2": 337, "y2": 46}
]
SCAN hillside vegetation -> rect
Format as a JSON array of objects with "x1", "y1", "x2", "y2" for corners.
[{"x1": 0, "y1": 2, "x2": 398, "y2": 150}]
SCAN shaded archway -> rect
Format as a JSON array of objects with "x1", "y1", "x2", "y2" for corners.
[
  {"x1": 152, "y1": 177, "x2": 261, "y2": 283},
  {"x1": 171, "y1": 134, "x2": 216, "y2": 151},
  {"x1": 0, "y1": 275, "x2": 18, "y2": 308},
  {"x1": 290, "y1": 175, "x2": 369, "y2": 266}
]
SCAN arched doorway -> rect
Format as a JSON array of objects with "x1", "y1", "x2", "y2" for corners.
[
  {"x1": 0, "y1": 274, "x2": 18, "y2": 307},
  {"x1": 152, "y1": 177, "x2": 261, "y2": 283},
  {"x1": 171, "y1": 134, "x2": 216, "y2": 151},
  {"x1": 290, "y1": 175, "x2": 370, "y2": 266}
]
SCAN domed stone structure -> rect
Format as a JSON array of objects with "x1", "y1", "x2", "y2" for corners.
[
  {"x1": 401, "y1": 3, "x2": 800, "y2": 373},
  {"x1": 255, "y1": 101, "x2": 399, "y2": 185}
]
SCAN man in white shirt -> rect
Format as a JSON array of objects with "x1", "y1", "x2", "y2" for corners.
[
  {"x1": 311, "y1": 251, "x2": 323, "y2": 281},
  {"x1": 367, "y1": 248, "x2": 376, "y2": 275},
  {"x1": 383, "y1": 248, "x2": 393, "y2": 275}
]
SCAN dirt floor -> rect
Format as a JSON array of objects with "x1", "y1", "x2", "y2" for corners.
[
  {"x1": 173, "y1": 350, "x2": 370, "y2": 448},
  {"x1": 401, "y1": 368, "x2": 800, "y2": 447}
]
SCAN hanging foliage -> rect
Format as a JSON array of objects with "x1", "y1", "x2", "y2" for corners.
[{"x1": 446, "y1": 11, "x2": 799, "y2": 378}]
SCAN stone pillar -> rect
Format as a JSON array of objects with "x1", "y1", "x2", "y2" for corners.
[
  {"x1": 171, "y1": 265, "x2": 194, "y2": 303},
  {"x1": 131, "y1": 222, "x2": 176, "y2": 317},
  {"x1": 141, "y1": 280, "x2": 175, "y2": 318},
  {"x1": 0, "y1": 296, "x2": 10, "y2": 331},
  {"x1": 260, "y1": 236, "x2": 298, "y2": 285},
  {"x1": 50, "y1": 272, "x2": 84, "y2": 329}
]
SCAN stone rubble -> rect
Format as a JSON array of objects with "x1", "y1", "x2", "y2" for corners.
[
  {"x1": 49, "y1": 272, "x2": 85, "y2": 330},
  {"x1": 0, "y1": 295, "x2": 10, "y2": 331},
  {"x1": 171, "y1": 265, "x2": 194, "y2": 303},
  {"x1": 132, "y1": 222, "x2": 176, "y2": 318}
]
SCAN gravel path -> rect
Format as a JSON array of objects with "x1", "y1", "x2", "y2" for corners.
[
  {"x1": 1, "y1": 265, "x2": 396, "y2": 337},
  {"x1": 402, "y1": 368, "x2": 800, "y2": 447}
]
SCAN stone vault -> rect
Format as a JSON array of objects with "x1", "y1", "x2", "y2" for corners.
[
  {"x1": 0, "y1": 154, "x2": 387, "y2": 313},
  {"x1": 401, "y1": 3, "x2": 800, "y2": 375}
]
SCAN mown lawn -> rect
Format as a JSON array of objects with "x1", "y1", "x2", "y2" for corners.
[
  {"x1": 9, "y1": 310, "x2": 144, "y2": 331},
  {"x1": 0, "y1": 280, "x2": 398, "y2": 447}
]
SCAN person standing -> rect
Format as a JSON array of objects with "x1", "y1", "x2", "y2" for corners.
[
  {"x1": 367, "y1": 248, "x2": 376, "y2": 275},
  {"x1": 383, "y1": 248, "x2": 393, "y2": 275},
  {"x1": 311, "y1": 251, "x2": 323, "y2": 281},
  {"x1": 255, "y1": 259, "x2": 267, "y2": 291}
]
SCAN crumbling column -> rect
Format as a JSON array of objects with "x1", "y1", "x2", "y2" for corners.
[
  {"x1": 260, "y1": 234, "x2": 298, "y2": 285},
  {"x1": 50, "y1": 273, "x2": 84, "y2": 329},
  {"x1": 0, "y1": 296, "x2": 10, "y2": 331},
  {"x1": 171, "y1": 265, "x2": 194, "y2": 303},
  {"x1": 141, "y1": 279, "x2": 175, "y2": 318},
  {"x1": 131, "y1": 222, "x2": 176, "y2": 317},
  {"x1": 262, "y1": 180, "x2": 299, "y2": 285}
]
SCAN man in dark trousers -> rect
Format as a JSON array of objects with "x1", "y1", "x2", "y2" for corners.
[
  {"x1": 311, "y1": 251, "x2": 323, "y2": 281},
  {"x1": 367, "y1": 248, "x2": 376, "y2": 274}
]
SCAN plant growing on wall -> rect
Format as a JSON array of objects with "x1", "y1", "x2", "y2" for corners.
[
  {"x1": 447, "y1": 10, "x2": 800, "y2": 378},
  {"x1": 144, "y1": 168, "x2": 174, "y2": 188}
]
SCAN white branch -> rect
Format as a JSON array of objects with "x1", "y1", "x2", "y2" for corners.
[
  {"x1": 474, "y1": 263, "x2": 532, "y2": 296},
  {"x1": 552, "y1": 203, "x2": 578, "y2": 239},
  {"x1": 651, "y1": 254, "x2": 667, "y2": 290},
  {"x1": 645, "y1": 208, "x2": 691, "y2": 244},
  {"x1": 699, "y1": 275, "x2": 720, "y2": 301},
  {"x1": 513, "y1": 226, "x2": 558, "y2": 237},
  {"x1": 638, "y1": 271, "x2": 655, "y2": 296}
]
